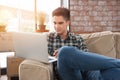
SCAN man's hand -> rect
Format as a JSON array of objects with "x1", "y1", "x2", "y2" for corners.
[{"x1": 53, "y1": 49, "x2": 59, "y2": 58}]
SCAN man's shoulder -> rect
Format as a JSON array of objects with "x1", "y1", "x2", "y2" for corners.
[
  {"x1": 47, "y1": 32, "x2": 56, "y2": 38},
  {"x1": 49, "y1": 32, "x2": 55, "y2": 35},
  {"x1": 69, "y1": 32, "x2": 83, "y2": 38}
]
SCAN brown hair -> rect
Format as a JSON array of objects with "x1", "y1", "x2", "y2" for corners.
[{"x1": 52, "y1": 7, "x2": 70, "y2": 21}]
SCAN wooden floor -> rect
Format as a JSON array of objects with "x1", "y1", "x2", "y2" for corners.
[{"x1": 0, "y1": 75, "x2": 7, "y2": 80}]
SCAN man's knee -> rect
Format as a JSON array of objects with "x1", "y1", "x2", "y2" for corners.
[{"x1": 58, "y1": 46, "x2": 75, "y2": 58}]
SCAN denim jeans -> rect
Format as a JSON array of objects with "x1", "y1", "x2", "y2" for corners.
[{"x1": 57, "y1": 46, "x2": 120, "y2": 80}]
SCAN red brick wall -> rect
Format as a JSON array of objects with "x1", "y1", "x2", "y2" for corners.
[{"x1": 70, "y1": 0, "x2": 120, "y2": 33}]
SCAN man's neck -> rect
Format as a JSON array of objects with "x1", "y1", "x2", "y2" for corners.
[{"x1": 59, "y1": 31, "x2": 68, "y2": 40}]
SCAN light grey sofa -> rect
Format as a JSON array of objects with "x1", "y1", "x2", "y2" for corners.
[{"x1": 18, "y1": 31, "x2": 120, "y2": 80}]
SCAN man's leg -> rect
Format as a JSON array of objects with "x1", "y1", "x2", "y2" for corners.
[
  {"x1": 82, "y1": 70, "x2": 103, "y2": 80},
  {"x1": 57, "y1": 46, "x2": 120, "y2": 80},
  {"x1": 57, "y1": 55, "x2": 84, "y2": 80},
  {"x1": 101, "y1": 68, "x2": 120, "y2": 80}
]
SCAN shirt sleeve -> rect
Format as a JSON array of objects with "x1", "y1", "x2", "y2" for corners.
[
  {"x1": 77, "y1": 35, "x2": 88, "y2": 52},
  {"x1": 47, "y1": 33, "x2": 55, "y2": 56}
]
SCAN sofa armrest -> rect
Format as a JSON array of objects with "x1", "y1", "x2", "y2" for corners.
[
  {"x1": 114, "y1": 32, "x2": 120, "y2": 59},
  {"x1": 19, "y1": 59, "x2": 54, "y2": 80}
]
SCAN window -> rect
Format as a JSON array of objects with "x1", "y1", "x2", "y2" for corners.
[
  {"x1": 0, "y1": 0, "x2": 69, "y2": 32},
  {"x1": 0, "y1": 0, "x2": 35, "y2": 32}
]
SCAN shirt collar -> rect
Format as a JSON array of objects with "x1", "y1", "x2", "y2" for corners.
[{"x1": 55, "y1": 31, "x2": 72, "y2": 40}]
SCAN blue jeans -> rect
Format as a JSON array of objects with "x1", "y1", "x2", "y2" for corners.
[{"x1": 57, "y1": 46, "x2": 120, "y2": 80}]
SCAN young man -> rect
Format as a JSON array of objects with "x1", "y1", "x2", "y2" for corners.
[{"x1": 48, "y1": 7, "x2": 120, "y2": 80}]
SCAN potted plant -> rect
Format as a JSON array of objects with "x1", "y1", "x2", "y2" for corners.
[
  {"x1": 0, "y1": 9, "x2": 13, "y2": 32},
  {"x1": 0, "y1": 23, "x2": 7, "y2": 32},
  {"x1": 37, "y1": 11, "x2": 49, "y2": 31}
]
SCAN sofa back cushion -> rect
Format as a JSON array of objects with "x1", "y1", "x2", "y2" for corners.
[
  {"x1": 81, "y1": 31, "x2": 116, "y2": 58},
  {"x1": 0, "y1": 32, "x2": 14, "y2": 52}
]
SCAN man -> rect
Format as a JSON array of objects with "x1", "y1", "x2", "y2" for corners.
[{"x1": 48, "y1": 7, "x2": 120, "y2": 80}]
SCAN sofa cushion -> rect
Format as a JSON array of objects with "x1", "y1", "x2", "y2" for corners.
[
  {"x1": 0, "y1": 32, "x2": 14, "y2": 52},
  {"x1": 81, "y1": 31, "x2": 116, "y2": 58}
]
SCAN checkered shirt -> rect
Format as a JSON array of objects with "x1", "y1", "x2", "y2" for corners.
[{"x1": 47, "y1": 32, "x2": 88, "y2": 56}]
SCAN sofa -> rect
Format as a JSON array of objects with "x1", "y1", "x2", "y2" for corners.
[
  {"x1": 18, "y1": 31, "x2": 120, "y2": 80},
  {"x1": 0, "y1": 31, "x2": 120, "y2": 80}
]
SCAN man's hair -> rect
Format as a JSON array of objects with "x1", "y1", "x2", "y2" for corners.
[{"x1": 52, "y1": 7, "x2": 70, "y2": 21}]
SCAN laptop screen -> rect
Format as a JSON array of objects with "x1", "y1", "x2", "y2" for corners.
[{"x1": 13, "y1": 32, "x2": 49, "y2": 63}]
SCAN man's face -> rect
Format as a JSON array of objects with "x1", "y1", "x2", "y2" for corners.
[{"x1": 53, "y1": 16, "x2": 70, "y2": 35}]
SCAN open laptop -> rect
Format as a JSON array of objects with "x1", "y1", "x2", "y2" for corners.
[{"x1": 13, "y1": 32, "x2": 57, "y2": 63}]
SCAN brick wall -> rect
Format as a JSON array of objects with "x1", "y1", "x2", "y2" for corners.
[{"x1": 70, "y1": 0, "x2": 120, "y2": 33}]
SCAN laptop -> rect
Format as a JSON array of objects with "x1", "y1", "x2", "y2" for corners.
[{"x1": 13, "y1": 32, "x2": 57, "y2": 63}]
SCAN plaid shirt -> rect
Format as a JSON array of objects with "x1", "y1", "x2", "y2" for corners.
[{"x1": 47, "y1": 32, "x2": 88, "y2": 56}]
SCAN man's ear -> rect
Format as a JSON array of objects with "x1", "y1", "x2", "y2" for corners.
[
  {"x1": 67, "y1": 21, "x2": 70, "y2": 25},
  {"x1": 66, "y1": 21, "x2": 70, "y2": 30}
]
